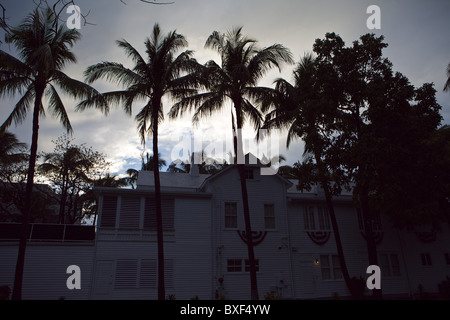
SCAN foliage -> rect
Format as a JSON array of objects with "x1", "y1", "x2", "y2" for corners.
[
  {"x1": 264, "y1": 291, "x2": 280, "y2": 300},
  {"x1": 37, "y1": 135, "x2": 112, "y2": 224},
  {"x1": 170, "y1": 26, "x2": 293, "y2": 300}
]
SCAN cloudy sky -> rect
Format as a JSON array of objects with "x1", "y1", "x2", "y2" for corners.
[{"x1": 1, "y1": 0, "x2": 449, "y2": 176}]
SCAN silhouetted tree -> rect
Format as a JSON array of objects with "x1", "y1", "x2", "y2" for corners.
[
  {"x1": 0, "y1": 7, "x2": 102, "y2": 300},
  {"x1": 80, "y1": 23, "x2": 201, "y2": 300},
  {"x1": 170, "y1": 26, "x2": 293, "y2": 299}
]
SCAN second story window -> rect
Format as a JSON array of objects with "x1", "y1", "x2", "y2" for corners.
[
  {"x1": 244, "y1": 168, "x2": 254, "y2": 179},
  {"x1": 356, "y1": 209, "x2": 382, "y2": 232},
  {"x1": 224, "y1": 202, "x2": 238, "y2": 229},
  {"x1": 264, "y1": 204, "x2": 276, "y2": 229},
  {"x1": 303, "y1": 206, "x2": 330, "y2": 231}
]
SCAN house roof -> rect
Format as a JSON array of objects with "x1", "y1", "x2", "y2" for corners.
[{"x1": 136, "y1": 170, "x2": 210, "y2": 191}]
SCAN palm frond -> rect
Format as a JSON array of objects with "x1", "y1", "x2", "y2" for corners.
[
  {"x1": 0, "y1": 86, "x2": 34, "y2": 132},
  {"x1": 84, "y1": 61, "x2": 143, "y2": 87},
  {"x1": 191, "y1": 93, "x2": 226, "y2": 125},
  {"x1": 247, "y1": 44, "x2": 294, "y2": 84},
  {"x1": 241, "y1": 98, "x2": 263, "y2": 132},
  {"x1": 0, "y1": 50, "x2": 34, "y2": 77},
  {"x1": 46, "y1": 84, "x2": 72, "y2": 133}
]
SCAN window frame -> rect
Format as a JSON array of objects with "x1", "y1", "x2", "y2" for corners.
[
  {"x1": 319, "y1": 254, "x2": 343, "y2": 281},
  {"x1": 264, "y1": 204, "x2": 276, "y2": 230},
  {"x1": 224, "y1": 201, "x2": 238, "y2": 229}
]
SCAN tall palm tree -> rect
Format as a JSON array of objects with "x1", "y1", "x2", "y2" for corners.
[
  {"x1": 79, "y1": 23, "x2": 201, "y2": 300},
  {"x1": 0, "y1": 7, "x2": 103, "y2": 300},
  {"x1": 261, "y1": 54, "x2": 361, "y2": 297},
  {"x1": 170, "y1": 26, "x2": 293, "y2": 299}
]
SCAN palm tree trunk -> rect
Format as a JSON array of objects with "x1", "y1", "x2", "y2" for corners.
[
  {"x1": 234, "y1": 104, "x2": 259, "y2": 300},
  {"x1": 12, "y1": 83, "x2": 44, "y2": 300},
  {"x1": 152, "y1": 100, "x2": 165, "y2": 300}
]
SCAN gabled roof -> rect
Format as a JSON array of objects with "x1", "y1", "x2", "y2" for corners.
[{"x1": 199, "y1": 153, "x2": 293, "y2": 191}]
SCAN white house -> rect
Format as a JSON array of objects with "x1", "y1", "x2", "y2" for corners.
[{"x1": 1, "y1": 154, "x2": 449, "y2": 299}]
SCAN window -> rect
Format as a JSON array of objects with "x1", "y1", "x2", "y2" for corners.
[
  {"x1": 303, "y1": 207, "x2": 316, "y2": 230},
  {"x1": 101, "y1": 196, "x2": 118, "y2": 227},
  {"x1": 421, "y1": 253, "x2": 432, "y2": 266},
  {"x1": 140, "y1": 259, "x2": 156, "y2": 288},
  {"x1": 244, "y1": 259, "x2": 260, "y2": 272},
  {"x1": 244, "y1": 168, "x2": 254, "y2": 179},
  {"x1": 320, "y1": 255, "x2": 342, "y2": 280},
  {"x1": 318, "y1": 207, "x2": 330, "y2": 230},
  {"x1": 304, "y1": 206, "x2": 330, "y2": 231},
  {"x1": 224, "y1": 202, "x2": 238, "y2": 229},
  {"x1": 356, "y1": 209, "x2": 382, "y2": 231},
  {"x1": 264, "y1": 204, "x2": 275, "y2": 229},
  {"x1": 227, "y1": 259, "x2": 242, "y2": 272},
  {"x1": 119, "y1": 196, "x2": 140, "y2": 229},
  {"x1": 379, "y1": 253, "x2": 401, "y2": 277},
  {"x1": 227, "y1": 259, "x2": 259, "y2": 273},
  {"x1": 144, "y1": 197, "x2": 175, "y2": 231},
  {"x1": 115, "y1": 259, "x2": 138, "y2": 288}
]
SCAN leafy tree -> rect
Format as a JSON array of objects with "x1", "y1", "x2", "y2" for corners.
[
  {"x1": 170, "y1": 26, "x2": 293, "y2": 299},
  {"x1": 261, "y1": 54, "x2": 359, "y2": 297},
  {"x1": 80, "y1": 23, "x2": 201, "y2": 300},
  {"x1": 38, "y1": 135, "x2": 111, "y2": 224},
  {"x1": 311, "y1": 32, "x2": 445, "y2": 299},
  {"x1": 0, "y1": 7, "x2": 102, "y2": 300}
]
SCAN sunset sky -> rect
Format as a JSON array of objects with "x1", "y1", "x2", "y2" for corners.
[{"x1": 1, "y1": 0, "x2": 449, "y2": 176}]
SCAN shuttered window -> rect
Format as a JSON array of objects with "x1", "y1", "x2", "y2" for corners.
[
  {"x1": 101, "y1": 196, "x2": 118, "y2": 227},
  {"x1": 144, "y1": 197, "x2": 175, "y2": 231},
  {"x1": 140, "y1": 259, "x2": 157, "y2": 288},
  {"x1": 115, "y1": 259, "x2": 138, "y2": 288},
  {"x1": 119, "y1": 196, "x2": 141, "y2": 229},
  {"x1": 165, "y1": 259, "x2": 174, "y2": 288}
]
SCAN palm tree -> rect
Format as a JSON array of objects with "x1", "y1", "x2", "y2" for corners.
[
  {"x1": 0, "y1": 7, "x2": 103, "y2": 300},
  {"x1": 170, "y1": 26, "x2": 293, "y2": 299},
  {"x1": 261, "y1": 54, "x2": 361, "y2": 297},
  {"x1": 141, "y1": 152, "x2": 167, "y2": 171},
  {"x1": 0, "y1": 131, "x2": 27, "y2": 166},
  {"x1": 79, "y1": 23, "x2": 201, "y2": 300}
]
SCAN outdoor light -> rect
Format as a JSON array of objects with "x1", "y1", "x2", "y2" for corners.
[{"x1": 314, "y1": 259, "x2": 320, "y2": 266}]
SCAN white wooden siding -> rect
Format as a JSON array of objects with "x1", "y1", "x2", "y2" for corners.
[{"x1": 0, "y1": 243, "x2": 94, "y2": 300}]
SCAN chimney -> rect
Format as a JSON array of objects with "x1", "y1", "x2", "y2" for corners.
[{"x1": 189, "y1": 152, "x2": 200, "y2": 176}]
